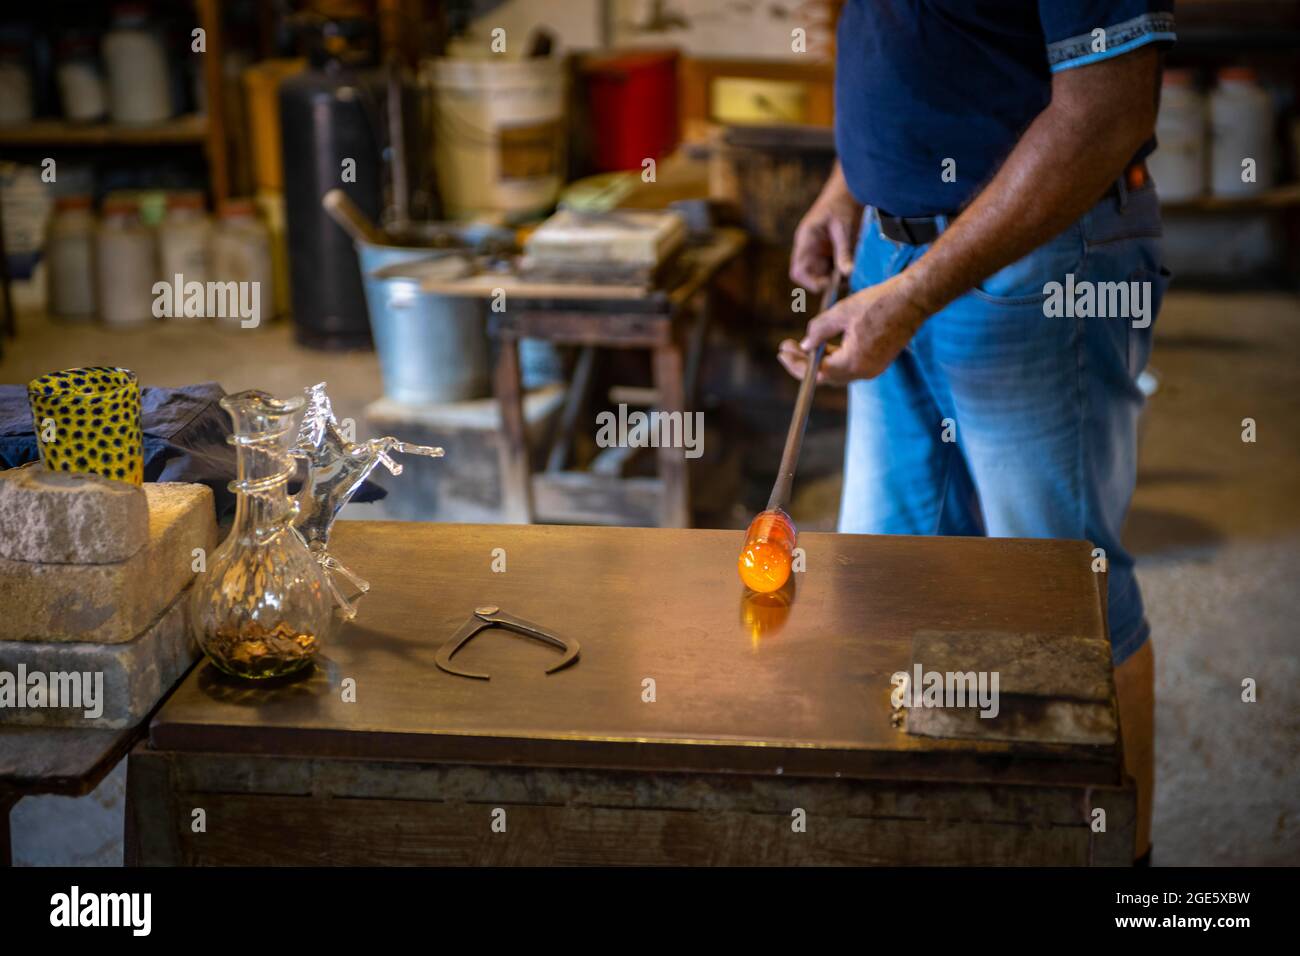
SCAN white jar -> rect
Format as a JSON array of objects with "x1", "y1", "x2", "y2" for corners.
[
  {"x1": 96, "y1": 197, "x2": 157, "y2": 326},
  {"x1": 1209, "y1": 67, "x2": 1276, "y2": 197},
  {"x1": 158, "y1": 191, "x2": 212, "y2": 319},
  {"x1": 103, "y1": 5, "x2": 173, "y2": 125},
  {"x1": 1149, "y1": 69, "x2": 1206, "y2": 203},
  {"x1": 0, "y1": 47, "x2": 34, "y2": 126},
  {"x1": 46, "y1": 196, "x2": 98, "y2": 319},
  {"x1": 0, "y1": 164, "x2": 52, "y2": 264},
  {"x1": 209, "y1": 200, "x2": 274, "y2": 327},
  {"x1": 56, "y1": 38, "x2": 107, "y2": 123}
]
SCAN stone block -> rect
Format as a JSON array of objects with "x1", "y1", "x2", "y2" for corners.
[
  {"x1": 0, "y1": 589, "x2": 197, "y2": 729},
  {"x1": 0, "y1": 463, "x2": 148, "y2": 564},
  {"x1": 0, "y1": 483, "x2": 217, "y2": 643}
]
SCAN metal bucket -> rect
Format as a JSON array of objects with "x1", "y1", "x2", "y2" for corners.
[
  {"x1": 365, "y1": 254, "x2": 489, "y2": 404},
  {"x1": 356, "y1": 224, "x2": 510, "y2": 404},
  {"x1": 355, "y1": 220, "x2": 511, "y2": 322}
]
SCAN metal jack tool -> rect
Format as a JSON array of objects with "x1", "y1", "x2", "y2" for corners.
[
  {"x1": 736, "y1": 272, "x2": 846, "y2": 594},
  {"x1": 436, "y1": 606, "x2": 580, "y2": 680}
]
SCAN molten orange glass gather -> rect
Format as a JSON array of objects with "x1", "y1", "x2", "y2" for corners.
[{"x1": 737, "y1": 508, "x2": 797, "y2": 593}]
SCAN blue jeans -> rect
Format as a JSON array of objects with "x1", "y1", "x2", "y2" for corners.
[{"x1": 840, "y1": 185, "x2": 1171, "y2": 664}]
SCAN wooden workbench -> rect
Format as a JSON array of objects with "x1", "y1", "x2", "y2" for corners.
[{"x1": 127, "y1": 521, "x2": 1134, "y2": 866}]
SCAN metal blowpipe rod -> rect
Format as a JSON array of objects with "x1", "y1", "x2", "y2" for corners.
[{"x1": 766, "y1": 274, "x2": 845, "y2": 513}]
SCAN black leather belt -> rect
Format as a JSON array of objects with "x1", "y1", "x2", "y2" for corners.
[
  {"x1": 877, "y1": 161, "x2": 1151, "y2": 246},
  {"x1": 877, "y1": 212, "x2": 944, "y2": 245}
]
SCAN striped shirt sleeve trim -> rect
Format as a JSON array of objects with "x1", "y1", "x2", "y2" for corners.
[{"x1": 1047, "y1": 12, "x2": 1176, "y2": 73}]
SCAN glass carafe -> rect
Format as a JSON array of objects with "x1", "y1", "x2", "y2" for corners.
[{"x1": 191, "y1": 390, "x2": 334, "y2": 679}]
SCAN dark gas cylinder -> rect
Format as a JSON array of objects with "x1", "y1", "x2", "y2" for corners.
[{"x1": 279, "y1": 23, "x2": 384, "y2": 350}]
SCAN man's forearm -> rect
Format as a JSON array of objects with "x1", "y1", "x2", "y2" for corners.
[
  {"x1": 819, "y1": 161, "x2": 854, "y2": 206},
  {"x1": 899, "y1": 48, "x2": 1161, "y2": 317}
]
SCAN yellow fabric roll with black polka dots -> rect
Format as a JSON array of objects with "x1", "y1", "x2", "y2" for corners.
[{"x1": 27, "y1": 367, "x2": 144, "y2": 486}]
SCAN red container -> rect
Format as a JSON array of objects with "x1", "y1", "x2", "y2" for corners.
[{"x1": 583, "y1": 50, "x2": 679, "y2": 172}]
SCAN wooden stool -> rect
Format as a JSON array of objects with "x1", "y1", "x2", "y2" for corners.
[{"x1": 490, "y1": 228, "x2": 746, "y2": 527}]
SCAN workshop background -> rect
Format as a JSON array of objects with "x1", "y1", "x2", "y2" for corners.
[{"x1": 1, "y1": 0, "x2": 1297, "y2": 866}]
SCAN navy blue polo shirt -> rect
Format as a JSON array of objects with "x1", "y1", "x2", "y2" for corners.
[{"x1": 835, "y1": 1, "x2": 1176, "y2": 217}]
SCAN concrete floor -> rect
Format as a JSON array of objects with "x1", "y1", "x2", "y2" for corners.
[
  {"x1": 1126, "y1": 292, "x2": 1300, "y2": 866},
  {"x1": 0, "y1": 312, "x2": 388, "y2": 450},
  {"x1": 3, "y1": 290, "x2": 1297, "y2": 865}
]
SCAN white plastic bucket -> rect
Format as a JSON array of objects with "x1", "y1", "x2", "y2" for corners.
[{"x1": 425, "y1": 57, "x2": 566, "y2": 220}]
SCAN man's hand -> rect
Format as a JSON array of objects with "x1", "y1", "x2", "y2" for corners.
[
  {"x1": 790, "y1": 163, "x2": 862, "y2": 292},
  {"x1": 776, "y1": 274, "x2": 928, "y2": 386}
]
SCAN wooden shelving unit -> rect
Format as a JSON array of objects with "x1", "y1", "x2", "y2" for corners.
[
  {"x1": 0, "y1": 0, "x2": 229, "y2": 204},
  {"x1": 1160, "y1": 1, "x2": 1300, "y2": 284},
  {"x1": 0, "y1": 0, "x2": 232, "y2": 346},
  {"x1": 0, "y1": 114, "x2": 209, "y2": 148},
  {"x1": 1162, "y1": 182, "x2": 1300, "y2": 214}
]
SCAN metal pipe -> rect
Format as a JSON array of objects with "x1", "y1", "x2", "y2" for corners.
[{"x1": 766, "y1": 275, "x2": 845, "y2": 513}]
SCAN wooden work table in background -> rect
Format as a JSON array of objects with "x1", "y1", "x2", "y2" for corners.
[{"x1": 127, "y1": 521, "x2": 1133, "y2": 866}]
